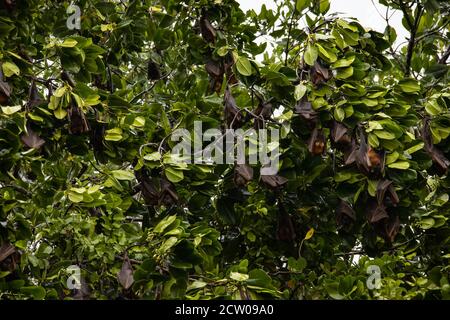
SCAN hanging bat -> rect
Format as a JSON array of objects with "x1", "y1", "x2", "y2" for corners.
[
  {"x1": 147, "y1": 59, "x2": 162, "y2": 80},
  {"x1": 200, "y1": 14, "x2": 216, "y2": 43},
  {"x1": 307, "y1": 127, "x2": 326, "y2": 156},
  {"x1": 224, "y1": 88, "x2": 243, "y2": 129},
  {"x1": 310, "y1": 61, "x2": 331, "y2": 85},
  {"x1": 234, "y1": 164, "x2": 254, "y2": 187},
  {"x1": 276, "y1": 201, "x2": 296, "y2": 242}
]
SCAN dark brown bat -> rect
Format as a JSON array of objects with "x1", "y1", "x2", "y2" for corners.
[
  {"x1": 21, "y1": 126, "x2": 45, "y2": 149},
  {"x1": 26, "y1": 80, "x2": 43, "y2": 110},
  {"x1": 355, "y1": 128, "x2": 384, "y2": 177},
  {"x1": 343, "y1": 138, "x2": 358, "y2": 165},
  {"x1": 384, "y1": 215, "x2": 400, "y2": 243},
  {"x1": 160, "y1": 178, "x2": 179, "y2": 205},
  {"x1": 234, "y1": 164, "x2": 254, "y2": 187},
  {"x1": 68, "y1": 104, "x2": 90, "y2": 134},
  {"x1": 253, "y1": 101, "x2": 272, "y2": 130},
  {"x1": 294, "y1": 98, "x2": 318, "y2": 123},
  {"x1": 200, "y1": 15, "x2": 216, "y2": 43},
  {"x1": 307, "y1": 127, "x2": 326, "y2": 156},
  {"x1": 276, "y1": 201, "x2": 296, "y2": 241},
  {"x1": 224, "y1": 88, "x2": 242, "y2": 129},
  {"x1": 90, "y1": 115, "x2": 106, "y2": 162},
  {"x1": 376, "y1": 180, "x2": 399, "y2": 207},
  {"x1": 2, "y1": 0, "x2": 16, "y2": 11},
  {"x1": 223, "y1": 52, "x2": 238, "y2": 85},
  {"x1": 421, "y1": 117, "x2": 450, "y2": 175},
  {"x1": 336, "y1": 199, "x2": 356, "y2": 231},
  {"x1": 147, "y1": 59, "x2": 161, "y2": 80},
  {"x1": 260, "y1": 174, "x2": 288, "y2": 190},
  {"x1": 206, "y1": 60, "x2": 224, "y2": 94},
  {"x1": 331, "y1": 121, "x2": 352, "y2": 146},
  {"x1": 135, "y1": 170, "x2": 178, "y2": 206},
  {"x1": 310, "y1": 61, "x2": 331, "y2": 85},
  {"x1": 366, "y1": 199, "x2": 389, "y2": 224}
]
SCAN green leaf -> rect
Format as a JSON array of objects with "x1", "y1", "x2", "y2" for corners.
[
  {"x1": 334, "y1": 107, "x2": 345, "y2": 122},
  {"x1": 385, "y1": 151, "x2": 399, "y2": 165},
  {"x1": 53, "y1": 86, "x2": 67, "y2": 98},
  {"x1": 154, "y1": 215, "x2": 177, "y2": 233},
  {"x1": 217, "y1": 46, "x2": 229, "y2": 57},
  {"x1": 54, "y1": 108, "x2": 67, "y2": 119},
  {"x1": 335, "y1": 66, "x2": 353, "y2": 79},
  {"x1": 405, "y1": 142, "x2": 424, "y2": 155},
  {"x1": 419, "y1": 218, "x2": 434, "y2": 229},
  {"x1": 319, "y1": 0, "x2": 330, "y2": 14},
  {"x1": 143, "y1": 152, "x2": 162, "y2": 161},
  {"x1": 132, "y1": 116, "x2": 146, "y2": 127},
  {"x1": 165, "y1": 166, "x2": 184, "y2": 183},
  {"x1": 230, "y1": 272, "x2": 249, "y2": 282},
  {"x1": 334, "y1": 171, "x2": 352, "y2": 182},
  {"x1": 1, "y1": 105, "x2": 21, "y2": 115},
  {"x1": 20, "y1": 286, "x2": 46, "y2": 300},
  {"x1": 337, "y1": 19, "x2": 358, "y2": 32},
  {"x1": 158, "y1": 236, "x2": 178, "y2": 253},
  {"x1": 425, "y1": 100, "x2": 442, "y2": 116},
  {"x1": 368, "y1": 179, "x2": 378, "y2": 197},
  {"x1": 105, "y1": 128, "x2": 123, "y2": 141},
  {"x1": 60, "y1": 38, "x2": 78, "y2": 47},
  {"x1": 368, "y1": 133, "x2": 380, "y2": 148},
  {"x1": 316, "y1": 43, "x2": 337, "y2": 63},
  {"x1": 68, "y1": 191, "x2": 83, "y2": 203},
  {"x1": 84, "y1": 95, "x2": 100, "y2": 106},
  {"x1": 398, "y1": 78, "x2": 420, "y2": 93},
  {"x1": 304, "y1": 228, "x2": 314, "y2": 240},
  {"x1": 374, "y1": 130, "x2": 396, "y2": 140},
  {"x1": 304, "y1": 44, "x2": 318, "y2": 66},
  {"x1": 332, "y1": 56, "x2": 355, "y2": 68},
  {"x1": 48, "y1": 95, "x2": 60, "y2": 110},
  {"x1": 160, "y1": 110, "x2": 171, "y2": 135},
  {"x1": 294, "y1": 84, "x2": 307, "y2": 101},
  {"x1": 111, "y1": 169, "x2": 135, "y2": 181},
  {"x1": 0, "y1": 271, "x2": 11, "y2": 278},
  {"x1": 247, "y1": 269, "x2": 274, "y2": 289},
  {"x1": 71, "y1": 93, "x2": 84, "y2": 108},
  {"x1": 367, "y1": 121, "x2": 383, "y2": 132},
  {"x1": 387, "y1": 161, "x2": 410, "y2": 170},
  {"x1": 2, "y1": 61, "x2": 20, "y2": 77},
  {"x1": 288, "y1": 257, "x2": 307, "y2": 272},
  {"x1": 100, "y1": 24, "x2": 114, "y2": 32},
  {"x1": 296, "y1": 0, "x2": 309, "y2": 11},
  {"x1": 188, "y1": 281, "x2": 207, "y2": 290},
  {"x1": 236, "y1": 55, "x2": 253, "y2": 76}
]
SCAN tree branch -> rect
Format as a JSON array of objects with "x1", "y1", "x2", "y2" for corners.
[
  {"x1": 335, "y1": 233, "x2": 425, "y2": 257},
  {"x1": 402, "y1": 1, "x2": 423, "y2": 76},
  {"x1": 284, "y1": 8, "x2": 296, "y2": 66},
  {"x1": 398, "y1": 0, "x2": 414, "y2": 30},
  {"x1": 438, "y1": 45, "x2": 450, "y2": 64}
]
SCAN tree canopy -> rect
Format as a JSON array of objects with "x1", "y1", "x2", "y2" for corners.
[{"x1": 0, "y1": 0, "x2": 449, "y2": 300}]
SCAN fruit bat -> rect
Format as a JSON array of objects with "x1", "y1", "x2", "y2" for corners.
[
  {"x1": 200, "y1": 14, "x2": 216, "y2": 43},
  {"x1": 224, "y1": 88, "x2": 243, "y2": 129},
  {"x1": 234, "y1": 164, "x2": 254, "y2": 187},
  {"x1": 421, "y1": 117, "x2": 450, "y2": 175},
  {"x1": 260, "y1": 174, "x2": 288, "y2": 190},
  {"x1": 276, "y1": 201, "x2": 296, "y2": 241},
  {"x1": 307, "y1": 127, "x2": 326, "y2": 156},
  {"x1": 310, "y1": 61, "x2": 331, "y2": 85}
]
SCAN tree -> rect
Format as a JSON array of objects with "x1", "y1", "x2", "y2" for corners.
[{"x1": 0, "y1": 0, "x2": 449, "y2": 300}]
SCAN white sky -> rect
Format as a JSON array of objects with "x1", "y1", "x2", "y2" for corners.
[{"x1": 237, "y1": 0, "x2": 408, "y2": 44}]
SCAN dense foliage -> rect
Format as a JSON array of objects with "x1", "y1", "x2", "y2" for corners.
[{"x1": 0, "y1": 0, "x2": 449, "y2": 300}]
